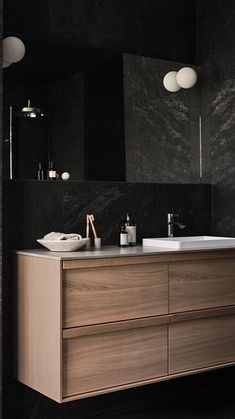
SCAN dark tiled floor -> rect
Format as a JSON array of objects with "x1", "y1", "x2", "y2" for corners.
[{"x1": 94, "y1": 390, "x2": 235, "y2": 419}]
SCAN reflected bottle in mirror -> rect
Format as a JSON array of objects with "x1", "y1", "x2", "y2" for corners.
[
  {"x1": 48, "y1": 161, "x2": 57, "y2": 180},
  {"x1": 37, "y1": 163, "x2": 44, "y2": 180}
]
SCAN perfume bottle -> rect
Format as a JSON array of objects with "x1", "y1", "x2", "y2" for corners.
[
  {"x1": 119, "y1": 224, "x2": 128, "y2": 247},
  {"x1": 48, "y1": 161, "x2": 57, "y2": 180},
  {"x1": 125, "y1": 212, "x2": 136, "y2": 246},
  {"x1": 37, "y1": 162, "x2": 44, "y2": 180}
]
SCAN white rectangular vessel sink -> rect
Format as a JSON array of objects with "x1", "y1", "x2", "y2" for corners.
[{"x1": 143, "y1": 236, "x2": 235, "y2": 250}]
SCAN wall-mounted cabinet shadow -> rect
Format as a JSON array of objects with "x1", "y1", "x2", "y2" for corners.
[{"x1": 3, "y1": 34, "x2": 200, "y2": 183}]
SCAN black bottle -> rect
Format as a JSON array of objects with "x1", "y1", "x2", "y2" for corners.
[
  {"x1": 48, "y1": 161, "x2": 57, "y2": 180},
  {"x1": 37, "y1": 162, "x2": 44, "y2": 180},
  {"x1": 125, "y1": 212, "x2": 136, "y2": 246},
  {"x1": 119, "y1": 224, "x2": 128, "y2": 247}
]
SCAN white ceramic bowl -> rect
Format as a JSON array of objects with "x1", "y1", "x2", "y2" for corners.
[{"x1": 37, "y1": 238, "x2": 89, "y2": 252}]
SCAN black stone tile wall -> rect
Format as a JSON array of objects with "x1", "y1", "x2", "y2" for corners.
[
  {"x1": 198, "y1": 0, "x2": 235, "y2": 236},
  {"x1": 0, "y1": 0, "x2": 3, "y2": 415},
  {"x1": 4, "y1": 0, "x2": 197, "y2": 64},
  {"x1": 124, "y1": 54, "x2": 201, "y2": 183}
]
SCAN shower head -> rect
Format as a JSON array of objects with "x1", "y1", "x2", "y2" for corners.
[{"x1": 16, "y1": 100, "x2": 44, "y2": 118}]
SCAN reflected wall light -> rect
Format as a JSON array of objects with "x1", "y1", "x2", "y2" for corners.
[
  {"x1": 163, "y1": 67, "x2": 197, "y2": 92},
  {"x1": 3, "y1": 36, "x2": 25, "y2": 68}
]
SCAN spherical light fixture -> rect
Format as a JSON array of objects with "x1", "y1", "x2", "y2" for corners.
[
  {"x1": 3, "y1": 60, "x2": 12, "y2": 68},
  {"x1": 176, "y1": 67, "x2": 197, "y2": 89},
  {"x1": 3, "y1": 36, "x2": 25, "y2": 64},
  {"x1": 163, "y1": 71, "x2": 181, "y2": 92}
]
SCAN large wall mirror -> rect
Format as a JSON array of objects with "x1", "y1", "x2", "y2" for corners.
[{"x1": 3, "y1": 33, "x2": 201, "y2": 183}]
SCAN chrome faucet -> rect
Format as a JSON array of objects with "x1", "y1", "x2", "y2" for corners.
[{"x1": 167, "y1": 213, "x2": 186, "y2": 237}]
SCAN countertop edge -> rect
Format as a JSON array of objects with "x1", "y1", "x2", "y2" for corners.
[{"x1": 14, "y1": 245, "x2": 235, "y2": 261}]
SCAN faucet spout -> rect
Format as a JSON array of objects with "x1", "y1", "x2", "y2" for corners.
[{"x1": 167, "y1": 213, "x2": 186, "y2": 237}]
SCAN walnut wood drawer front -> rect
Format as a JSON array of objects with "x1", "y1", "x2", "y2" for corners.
[
  {"x1": 62, "y1": 321, "x2": 168, "y2": 398},
  {"x1": 169, "y1": 314, "x2": 235, "y2": 374},
  {"x1": 63, "y1": 262, "x2": 168, "y2": 328},
  {"x1": 169, "y1": 258, "x2": 235, "y2": 313}
]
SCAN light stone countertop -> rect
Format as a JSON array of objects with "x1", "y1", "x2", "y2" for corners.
[{"x1": 15, "y1": 244, "x2": 235, "y2": 261}]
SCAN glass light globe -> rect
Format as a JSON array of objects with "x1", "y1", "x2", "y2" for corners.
[
  {"x1": 3, "y1": 36, "x2": 25, "y2": 63},
  {"x1": 3, "y1": 60, "x2": 12, "y2": 68},
  {"x1": 176, "y1": 67, "x2": 197, "y2": 89},
  {"x1": 163, "y1": 71, "x2": 181, "y2": 92}
]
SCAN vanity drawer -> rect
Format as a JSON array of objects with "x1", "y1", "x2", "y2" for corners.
[
  {"x1": 62, "y1": 320, "x2": 168, "y2": 398},
  {"x1": 63, "y1": 262, "x2": 168, "y2": 328},
  {"x1": 169, "y1": 314, "x2": 235, "y2": 374},
  {"x1": 169, "y1": 258, "x2": 235, "y2": 313}
]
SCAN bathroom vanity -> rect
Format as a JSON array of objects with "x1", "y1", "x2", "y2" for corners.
[{"x1": 15, "y1": 246, "x2": 235, "y2": 403}]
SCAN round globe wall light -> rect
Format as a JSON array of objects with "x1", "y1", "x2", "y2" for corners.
[
  {"x1": 3, "y1": 36, "x2": 25, "y2": 64},
  {"x1": 163, "y1": 71, "x2": 181, "y2": 92},
  {"x1": 176, "y1": 67, "x2": 197, "y2": 89},
  {"x1": 3, "y1": 60, "x2": 12, "y2": 68}
]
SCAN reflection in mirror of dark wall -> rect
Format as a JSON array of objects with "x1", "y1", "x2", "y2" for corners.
[
  {"x1": 48, "y1": 72, "x2": 85, "y2": 180},
  {"x1": 85, "y1": 55, "x2": 126, "y2": 181},
  {"x1": 3, "y1": 34, "x2": 125, "y2": 181},
  {"x1": 3, "y1": 34, "x2": 201, "y2": 183},
  {"x1": 3, "y1": 79, "x2": 48, "y2": 180}
]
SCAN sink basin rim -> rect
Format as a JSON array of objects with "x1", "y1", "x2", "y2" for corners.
[{"x1": 142, "y1": 236, "x2": 235, "y2": 250}]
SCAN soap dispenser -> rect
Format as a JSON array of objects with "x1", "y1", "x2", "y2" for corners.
[
  {"x1": 125, "y1": 212, "x2": 136, "y2": 246},
  {"x1": 119, "y1": 224, "x2": 128, "y2": 247}
]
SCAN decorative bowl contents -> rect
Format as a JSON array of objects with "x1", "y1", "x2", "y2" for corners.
[{"x1": 37, "y1": 232, "x2": 89, "y2": 252}]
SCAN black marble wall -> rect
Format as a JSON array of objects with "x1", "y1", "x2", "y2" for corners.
[
  {"x1": 0, "y1": 0, "x2": 3, "y2": 415},
  {"x1": 4, "y1": 180, "x2": 212, "y2": 248},
  {"x1": 124, "y1": 54, "x2": 201, "y2": 183},
  {"x1": 2, "y1": 0, "x2": 235, "y2": 418},
  {"x1": 198, "y1": 0, "x2": 235, "y2": 236},
  {"x1": 4, "y1": 0, "x2": 197, "y2": 64},
  {"x1": 3, "y1": 179, "x2": 213, "y2": 419}
]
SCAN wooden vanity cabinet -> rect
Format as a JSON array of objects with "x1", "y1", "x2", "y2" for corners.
[
  {"x1": 169, "y1": 257, "x2": 235, "y2": 313},
  {"x1": 169, "y1": 309, "x2": 235, "y2": 374},
  {"x1": 15, "y1": 254, "x2": 169, "y2": 403},
  {"x1": 15, "y1": 250, "x2": 235, "y2": 403},
  {"x1": 63, "y1": 261, "x2": 168, "y2": 328},
  {"x1": 63, "y1": 320, "x2": 168, "y2": 398}
]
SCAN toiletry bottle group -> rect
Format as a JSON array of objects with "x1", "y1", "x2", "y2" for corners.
[
  {"x1": 37, "y1": 161, "x2": 60, "y2": 180},
  {"x1": 119, "y1": 212, "x2": 136, "y2": 247}
]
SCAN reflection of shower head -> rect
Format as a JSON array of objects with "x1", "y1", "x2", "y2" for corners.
[{"x1": 16, "y1": 100, "x2": 44, "y2": 118}]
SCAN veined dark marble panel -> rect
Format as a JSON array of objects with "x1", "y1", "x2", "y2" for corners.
[
  {"x1": 198, "y1": 0, "x2": 235, "y2": 238},
  {"x1": 0, "y1": 0, "x2": 3, "y2": 415},
  {"x1": 212, "y1": 185, "x2": 235, "y2": 236},
  {"x1": 124, "y1": 54, "x2": 200, "y2": 183},
  {"x1": 63, "y1": 182, "x2": 212, "y2": 244},
  {"x1": 3, "y1": 180, "x2": 212, "y2": 248},
  {"x1": 211, "y1": 78, "x2": 235, "y2": 186}
]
